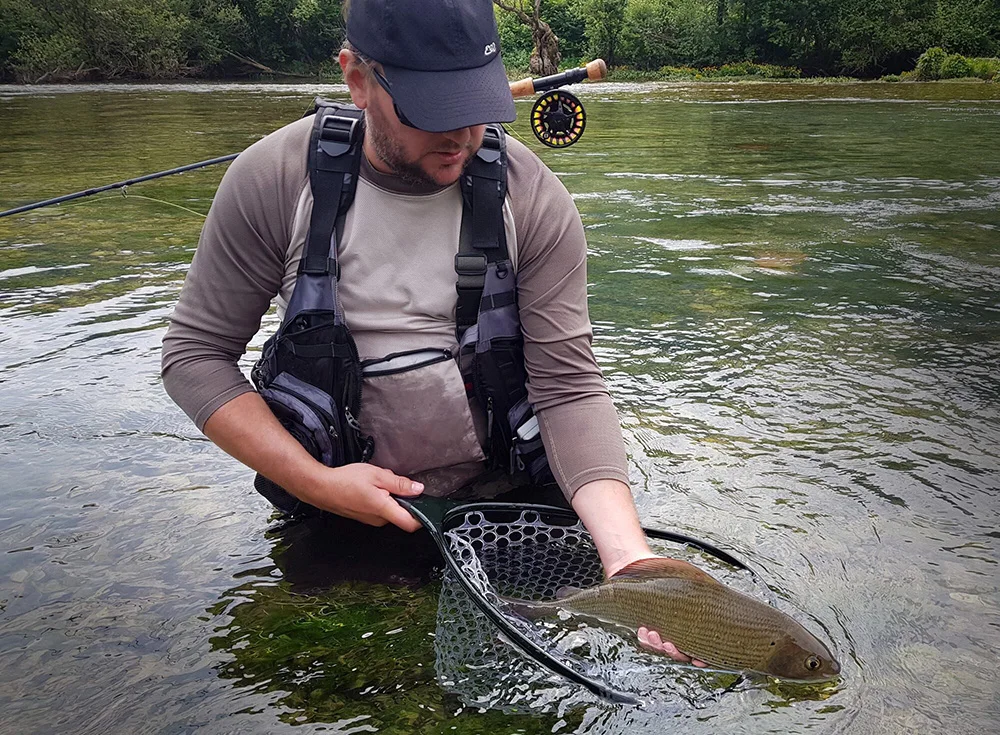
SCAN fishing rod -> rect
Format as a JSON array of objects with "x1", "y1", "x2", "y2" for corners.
[
  {"x1": 0, "y1": 59, "x2": 607, "y2": 219},
  {"x1": 0, "y1": 154, "x2": 240, "y2": 219}
]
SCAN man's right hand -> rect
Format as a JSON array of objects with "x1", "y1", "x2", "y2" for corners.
[{"x1": 296, "y1": 463, "x2": 425, "y2": 532}]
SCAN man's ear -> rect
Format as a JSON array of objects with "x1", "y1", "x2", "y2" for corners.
[{"x1": 339, "y1": 49, "x2": 371, "y2": 109}]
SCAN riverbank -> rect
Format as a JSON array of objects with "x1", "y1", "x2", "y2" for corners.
[{"x1": 7, "y1": 55, "x2": 997, "y2": 87}]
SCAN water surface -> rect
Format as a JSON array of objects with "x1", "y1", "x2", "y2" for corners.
[{"x1": 1, "y1": 81, "x2": 998, "y2": 734}]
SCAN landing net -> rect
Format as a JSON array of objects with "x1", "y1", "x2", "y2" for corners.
[{"x1": 431, "y1": 506, "x2": 762, "y2": 712}]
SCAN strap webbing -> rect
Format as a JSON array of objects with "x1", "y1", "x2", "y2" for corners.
[
  {"x1": 456, "y1": 125, "x2": 508, "y2": 336},
  {"x1": 301, "y1": 102, "x2": 365, "y2": 277}
]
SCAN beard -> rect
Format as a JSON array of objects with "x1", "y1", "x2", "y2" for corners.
[{"x1": 364, "y1": 104, "x2": 472, "y2": 188}]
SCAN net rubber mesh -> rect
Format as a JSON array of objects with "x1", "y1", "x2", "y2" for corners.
[{"x1": 432, "y1": 507, "x2": 764, "y2": 713}]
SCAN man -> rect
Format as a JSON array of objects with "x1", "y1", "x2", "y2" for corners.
[{"x1": 161, "y1": 0, "x2": 702, "y2": 666}]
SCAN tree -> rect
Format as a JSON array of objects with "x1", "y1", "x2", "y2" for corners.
[
  {"x1": 493, "y1": 0, "x2": 561, "y2": 75},
  {"x1": 579, "y1": 0, "x2": 627, "y2": 66}
]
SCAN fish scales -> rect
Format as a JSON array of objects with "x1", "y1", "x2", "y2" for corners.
[
  {"x1": 511, "y1": 561, "x2": 841, "y2": 680},
  {"x1": 561, "y1": 577, "x2": 794, "y2": 670}
]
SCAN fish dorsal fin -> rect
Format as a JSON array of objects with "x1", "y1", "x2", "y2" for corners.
[{"x1": 610, "y1": 557, "x2": 719, "y2": 584}]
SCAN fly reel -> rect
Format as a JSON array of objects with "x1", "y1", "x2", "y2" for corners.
[{"x1": 530, "y1": 89, "x2": 586, "y2": 148}]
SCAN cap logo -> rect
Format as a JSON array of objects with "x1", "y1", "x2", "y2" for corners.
[{"x1": 484, "y1": 42, "x2": 497, "y2": 57}]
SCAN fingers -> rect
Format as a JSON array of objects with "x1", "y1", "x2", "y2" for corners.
[
  {"x1": 381, "y1": 495, "x2": 424, "y2": 533},
  {"x1": 377, "y1": 468, "x2": 424, "y2": 497},
  {"x1": 637, "y1": 627, "x2": 707, "y2": 667}
]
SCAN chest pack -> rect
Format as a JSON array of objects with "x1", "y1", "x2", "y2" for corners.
[{"x1": 251, "y1": 100, "x2": 552, "y2": 511}]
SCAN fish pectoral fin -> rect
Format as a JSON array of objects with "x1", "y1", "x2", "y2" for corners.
[
  {"x1": 555, "y1": 585, "x2": 584, "y2": 600},
  {"x1": 610, "y1": 556, "x2": 718, "y2": 584},
  {"x1": 496, "y1": 595, "x2": 553, "y2": 621}
]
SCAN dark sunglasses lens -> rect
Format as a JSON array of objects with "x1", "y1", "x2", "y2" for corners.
[
  {"x1": 373, "y1": 69, "x2": 418, "y2": 129},
  {"x1": 393, "y1": 103, "x2": 417, "y2": 129}
]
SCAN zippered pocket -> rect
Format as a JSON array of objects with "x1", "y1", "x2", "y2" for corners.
[
  {"x1": 259, "y1": 372, "x2": 344, "y2": 467},
  {"x1": 361, "y1": 348, "x2": 453, "y2": 378}
]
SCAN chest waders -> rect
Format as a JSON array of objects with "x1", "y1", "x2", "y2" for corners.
[{"x1": 251, "y1": 100, "x2": 552, "y2": 514}]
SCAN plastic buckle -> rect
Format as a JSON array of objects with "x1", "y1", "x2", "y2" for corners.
[
  {"x1": 318, "y1": 114, "x2": 360, "y2": 157},
  {"x1": 476, "y1": 128, "x2": 502, "y2": 164},
  {"x1": 455, "y1": 253, "x2": 487, "y2": 276}
]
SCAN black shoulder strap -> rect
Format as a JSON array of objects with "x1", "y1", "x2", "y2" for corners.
[
  {"x1": 302, "y1": 99, "x2": 365, "y2": 278},
  {"x1": 456, "y1": 124, "x2": 508, "y2": 335}
]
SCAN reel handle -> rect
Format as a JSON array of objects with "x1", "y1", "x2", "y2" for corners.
[{"x1": 509, "y1": 58, "x2": 607, "y2": 98}]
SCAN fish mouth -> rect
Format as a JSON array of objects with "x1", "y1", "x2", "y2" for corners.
[{"x1": 773, "y1": 668, "x2": 842, "y2": 684}]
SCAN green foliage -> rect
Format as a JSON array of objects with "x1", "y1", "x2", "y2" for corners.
[
  {"x1": 967, "y1": 56, "x2": 1000, "y2": 80},
  {"x1": 934, "y1": 0, "x2": 1000, "y2": 57},
  {"x1": 2, "y1": 0, "x2": 999, "y2": 80},
  {"x1": 914, "y1": 46, "x2": 1000, "y2": 80},
  {"x1": 495, "y1": 6, "x2": 533, "y2": 71},
  {"x1": 611, "y1": 60, "x2": 802, "y2": 80},
  {"x1": 7, "y1": 0, "x2": 191, "y2": 81},
  {"x1": 620, "y1": 0, "x2": 677, "y2": 70},
  {"x1": 939, "y1": 52, "x2": 973, "y2": 78},
  {"x1": 579, "y1": 0, "x2": 629, "y2": 65},
  {"x1": 0, "y1": 0, "x2": 347, "y2": 81},
  {"x1": 915, "y1": 45, "x2": 948, "y2": 79}
]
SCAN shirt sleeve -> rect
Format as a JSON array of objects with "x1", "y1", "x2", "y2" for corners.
[
  {"x1": 160, "y1": 117, "x2": 311, "y2": 430},
  {"x1": 506, "y1": 139, "x2": 630, "y2": 499}
]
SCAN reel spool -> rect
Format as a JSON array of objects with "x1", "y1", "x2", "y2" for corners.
[{"x1": 530, "y1": 89, "x2": 586, "y2": 148}]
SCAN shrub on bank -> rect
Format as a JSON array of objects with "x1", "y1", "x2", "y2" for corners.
[
  {"x1": 610, "y1": 62, "x2": 802, "y2": 81},
  {"x1": 914, "y1": 47, "x2": 999, "y2": 81}
]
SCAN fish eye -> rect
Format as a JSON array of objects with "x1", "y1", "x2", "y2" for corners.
[{"x1": 806, "y1": 655, "x2": 821, "y2": 670}]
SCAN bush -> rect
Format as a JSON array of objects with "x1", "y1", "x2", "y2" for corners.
[
  {"x1": 913, "y1": 47, "x2": 1000, "y2": 81},
  {"x1": 880, "y1": 73, "x2": 902, "y2": 82},
  {"x1": 967, "y1": 57, "x2": 1000, "y2": 81},
  {"x1": 915, "y1": 46, "x2": 947, "y2": 79},
  {"x1": 939, "y1": 53, "x2": 973, "y2": 79}
]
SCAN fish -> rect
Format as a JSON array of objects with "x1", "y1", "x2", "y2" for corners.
[{"x1": 503, "y1": 557, "x2": 841, "y2": 681}]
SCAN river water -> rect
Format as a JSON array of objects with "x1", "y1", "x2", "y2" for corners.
[{"x1": 0, "y1": 81, "x2": 997, "y2": 734}]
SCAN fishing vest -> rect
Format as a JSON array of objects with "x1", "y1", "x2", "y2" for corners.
[{"x1": 251, "y1": 100, "x2": 552, "y2": 512}]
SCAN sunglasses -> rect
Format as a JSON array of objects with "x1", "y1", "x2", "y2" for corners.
[{"x1": 370, "y1": 67, "x2": 420, "y2": 129}]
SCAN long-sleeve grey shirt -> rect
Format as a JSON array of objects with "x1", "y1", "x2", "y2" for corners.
[{"x1": 161, "y1": 115, "x2": 629, "y2": 499}]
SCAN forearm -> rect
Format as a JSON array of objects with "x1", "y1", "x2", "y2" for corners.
[
  {"x1": 571, "y1": 479, "x2": 654, "y2": 578},
  {"x1": 202, "y1": 391, "x2": 327, "y2": 504},
  {"x1": 537, "y1": 399, "x2": 630, "y2": 500}
]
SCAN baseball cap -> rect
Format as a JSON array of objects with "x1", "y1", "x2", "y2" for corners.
[{"x1": 346, "y1": 0, "x2": 516, "y2": 132}]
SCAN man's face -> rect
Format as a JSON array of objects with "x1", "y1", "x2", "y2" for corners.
[{"x1": 342, "y1": 51, "x2": 486, "y2": 188}]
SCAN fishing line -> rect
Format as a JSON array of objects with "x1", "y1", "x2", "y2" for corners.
[
  {"x1": 118, "y1": 191, "x2": 208, "y2": 219},
  {"x1": 0, "y1": 154, "x2": 239, "y2": 219}
]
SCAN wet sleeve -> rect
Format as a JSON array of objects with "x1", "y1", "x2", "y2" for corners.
[
  {"x1": 160, "y1": 118, "x2": 311, "y2": 430},
  {"x1": 506, "y1": 139, "x2": 630, "y2": 499}
]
